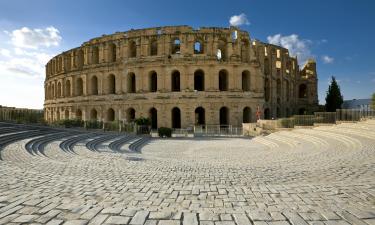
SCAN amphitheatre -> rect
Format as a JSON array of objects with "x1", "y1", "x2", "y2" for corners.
[
  {"x1": 0, "y1": 25, "x2": 374, "y2": 225},
  {"x1": 43, "y1": 26, "x2": 318, "y2": 127}
]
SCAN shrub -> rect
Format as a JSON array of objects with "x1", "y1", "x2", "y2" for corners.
[
  {"x1": 134, "y1": 117, "x2": 150, "y2": 126},
  {"x1": 86, "y1": 120, "x2": 103, "y2": 129},
  {"x1": 57, "y1": 119, "x2": 84, "y2": 128},
  {"x1": 158, "y1": 127, "x2": 172, "y2": 137}
]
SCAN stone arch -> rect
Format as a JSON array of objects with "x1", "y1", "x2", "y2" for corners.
[
  {"x1": 150, "y1": 38, "x2": 158, "y2": 56},
  {"x1": 127, "y1": 72, "x2": 136, "y2": 93},
  {"x1": 91, "y1": 46, "x2": 99, "y2": 64},
  {"x1": 299, "y1": 108, "x2": 306, "y2": 115},
  {"x1": 194, "y1": 69, "x2": 205, "y2": 91},
  {"x1": 171, "y1": 70, "x2": 180, "y2": 92},
  {"x1": 299, "y1": 84, "x2": 307, "y2": 98},
  {"x1": 219, "y1": 107, "x2": 229, "y2": 125},
  {"x1": 90, "y1": 76, "x2": 98, "y2": 95},
  {"x1": 264, "y1": 78, "x2": 270, "y2": 102},
  {"x1": 219, "y1": 69, "x2": 228, "y2": 91},
  {"x1": 264, "y1": 58, "x2": 270, "y2": 75},
  {"x1": 64, "y1": 109, "x2": 69, "y2": 119},
  {"x1": 108, "y1": 43, "x2": 116, "y2": 62},
  {"x1": 76, "y1": 109, "x2": 82, "y2": 120},
  {"x1": 126, "y1": 108, "x2": 136, "y2": 122},
  {"x1": 243, "y1": 107, "x2": 252, "y2": 123},
  {"x1": 195, "y1": 107, "x2": 205, "y2": 126},
  {"x1": 172, "y1": 38, "x2": 181, "y2": 54},
  {"x1": 171, "y1": 107, "x2": 181, "y2": 128},
  {"x1": 242, "y1": 70, "x2": 251, "y2": 91},
  {"x1": 128, "y1": 40, "x2": 137, "y2": 58},
  {"x1": 65, "y1": 80, "x2": 71, "y2": 97},
  {"x1": 56, "y1": 110, "x2": 60, "y2": 121},
  {"x1": 106, "y1": 108, "x2": 115, "y2": 122},
  {"x1": 90, "y1": 108, "x2": 97, "y2": 120},
  {"x1": 57, "y1": 82, "x2": 62, "y2": 98},
  {"x1": 51, "y1": 83, "x2": 55, "y2": 99},
  {"x1": 107, "y1": 74, "x2": 116, "y2": 94},
  {"x1": 75, "y1": 77, "x2": 83, "y2": 96},
  {"x1": 194, "y1": 40, "x2": 203, "y2": 54},
  {"x1": 149, "y1": 107, "x2": 157, "y2": 129},
  {"x1": 149, "y1": 71, "x2": 157, "y2": 92},
  {"x1": 217, "y1": 39, "x2": 227, "y2": 61},
  {"x1": 264, "y1": 108, "x2": 270, "y2": 119}
]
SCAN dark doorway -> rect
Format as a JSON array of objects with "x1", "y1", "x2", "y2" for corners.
[{"x1": 171, "y1": 107, "x2": 181, "y2": 128}]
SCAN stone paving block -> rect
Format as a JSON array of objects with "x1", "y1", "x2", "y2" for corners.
[
  {"x1": 46, "y1": 219, "x2": 64, "y2": 225},
  {"x1": 183, "y1": 212, "x2": 198, "y2": 225},
  {"x1": 282, "y1": 212, "x2": 309, "y2": 225},
  {"x1": 158, "y1": 220, "x2": 180, "y2": 225},
  {"x1": 63, "y1": 220, "x2": 88, "y2": 225},
  {"x1": 130, "y1": 211, "x2": 149, "y2": 225},
  {"x1": 105, "y1": 215, "x2": 131, "y2": 224},
  {"x1": 88, "y1": 214, "x2": 109, "y2": 225}
]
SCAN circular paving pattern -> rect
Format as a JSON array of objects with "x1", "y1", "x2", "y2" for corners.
[{"x1": 0, "y1": 120, "x2": 374, "y2": 225}]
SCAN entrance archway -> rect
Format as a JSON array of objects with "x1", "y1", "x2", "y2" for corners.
[
  {"x1": 219, "y1": 107, "x2": 229, "y2": 125},
  {"x1": 171, "y1": 107, "x2": 181, "y2": 128},
  {"x1": 149, "y1": 108, "x2": 157, "y2": 129},
  {"x1": 195, "y1": 107, "x2": 205, "y2": 125}
]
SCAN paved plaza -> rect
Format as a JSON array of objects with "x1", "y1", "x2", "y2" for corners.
[{"x1": 0, "y1": 120, "x2": 375, "y2": 225}]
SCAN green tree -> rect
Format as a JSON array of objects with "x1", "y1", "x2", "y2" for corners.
[
  {"x1": 325, "y1": 76, "x2": 343, "y2": 112},
  {"x1": 372, "y1": 93, "x2": 375, "y2": 110}
]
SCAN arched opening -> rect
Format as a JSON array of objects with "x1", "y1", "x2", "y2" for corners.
[
  {"x1": 128, "y1": 40, "x2": 137, "y2": 58},
  {"x1": 264, "y1": 58, "x2": 270, "y2": 75},
  {"x1": 277, "y1": 79, "x2": 281, "y2": 97},
  {"x1": 172, "y1": 38, "x2": 180, "y2": 54},
  {"x1": 127, "y1": 73, "x2": 136, "y2": 93},
  {"x1": 56, "y1": 110, "x2": 60, "y2": 121},
  {"x1": 286, "y1": 80, "x2": 290, "y2": 101},
  {"x1": 149, "y1": 108, "x2": 157, "y2": 129},
  {"x1": 299, "y1": 108, "x2": 306, "y2": 115},
  {"x1": 150, "y1": 39, "x2": 158, "y2": 56},
  {"x1": 57, "y1": 82, "x2": 62, "y2": 98},
  {"x1": 195, "y1": 107, "x2": 205, "y2": 126},
  {"x1": 107, "y1": 74, "x2": 116, "y2": 94},
  {"x1": 90, "y1": 109, "x2": 97, "y2": 120},
  {"x1": 76, "y1": 78, "x2": 83, "y2": 96},
  {"x1": 51, "y1": 84, "x2": 55, "y2": 98},
  {"x1": 299, "y1": 84, "x2": 307, "y2": 98},
  {"x1": 77, "y1": 49, "x2": 84, "y2": 68},
  {"x1": 241, "y1": 39, "x2": 249, "y2": 62},
  {"x1": 76, "y1": 109, "x2": 82, "y2": 120},
  {"x1": 264, "y1": 78, "x2": 270, "y2": 102},
  {"x1": 64, "y1": 110, "x2": 69, "y2": 119},
  {"x1": 171, "y1": 70, "x2": 180, "y2": 92},
  {"x1": 194, "y1": 70, "x2": 204, "y2": 91},
  {"x1": 242, "y1": 70, "x2": 251, "y2": 91},
  {"x1": 65, "y1": 80, "x2": 71, "y2": 97},
  {"x1": 219, "y1": 69, "x2": 228, "y2": 91},
  {"x1": 47, "y1": 85, "x2": 51, "y2": 99},
  {"x1": 91, "y1": 46, "x2": 99, "y2": 64},
  {"x1": 194, "y1": 41, "x2": 203, "y2": 54},
  {"x1": 149, "y1": 71, "x2": 157, "y2": 92},
  {"x1": 90, "y1": 76, "x2": 98, "y2": 95},
  {"x1": 217, "y1": 39, "x2": 226, "y2": 61},
  {"x1": 276, "y1": 107, "x2": 281, "y2": 118},
  {"x1": 243, "y1": 107, "x2": 252, "y2": 123},
  {"x1": 108, "y1": 43, "x2": 116, "y2": 62},
  {"x1": 171, "y1": 107, "x2": 181, "y2": 129},
  {"x1": 64, "y1": 54, "x2": 71, "y2": 71},
  {"x1": 126, "y1": 108, "x2": 135, "y2": 122},
  {"x1": 264, "y1": 108, "x2": 270, "y2": 119},
  {"x1": 219, "y1": 107, "x2": 229, "y2": 125},
  {"x1": 107, "y1": 108, "x2": 115, "y2": 122}
]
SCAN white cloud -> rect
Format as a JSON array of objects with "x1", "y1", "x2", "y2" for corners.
[
  {"x1": 0, "y1": 26, "x2": 62, "y2": 108},
  {"x1": 8, "y1": 26, "x2": 61, "y2": 49},
  {"x1": 267, "y1": 34, "x2": 312, "y2": 65},
  {"x1": 322, "y1": 55, "x2": 334, "y2": 64},
  {"x1": 229, "y1": 13, "x2": 250, "y2": 26}
]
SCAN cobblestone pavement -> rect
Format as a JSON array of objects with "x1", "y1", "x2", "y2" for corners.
[{"x1": 0, "y1": 120, "x2": 375, "y2": 225}]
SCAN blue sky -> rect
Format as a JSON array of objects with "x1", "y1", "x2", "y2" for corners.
[{"x1": 0, "y1": 0, "x2": 374, "y2": 109}]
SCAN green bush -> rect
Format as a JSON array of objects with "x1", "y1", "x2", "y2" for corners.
[
  {"x1": 158, "y1": 127, "x2": 172, "y2": 137},
  {"x1": 56, "y1": 119, "x2": 84, "y2": 128},
  {"x1": 134, "y1": 117, "x2": 150, "y2": 126},
  {"x1": 86, "y1": 120, "x2": 103, "y2": 129}
]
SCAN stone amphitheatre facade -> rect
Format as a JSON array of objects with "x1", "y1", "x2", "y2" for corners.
[{"x1": 44, "y1": 26, "x2": 318, "y2": 129}]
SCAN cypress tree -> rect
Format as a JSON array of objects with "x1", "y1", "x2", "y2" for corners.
[{"x1": 325, "y1": 76, "x2": 343, "y2": 112}]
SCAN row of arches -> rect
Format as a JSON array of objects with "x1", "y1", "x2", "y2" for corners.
[
  {"x1": 47, "y1": 36, "x2": 252, "y2": 76},
  {"x1": 263, "y1": 79, "x2": 307, "y2": 102},
  {"x1": 53, "y1": 106, "x2": 254, "y2": 128},
  {"x1": 46, "y1": 69, "x2": 254, "y2": 99}
]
